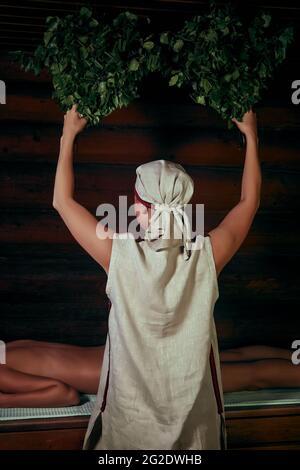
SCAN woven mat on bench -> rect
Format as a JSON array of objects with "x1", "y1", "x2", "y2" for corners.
[
  {"x1": 224, "y1": 387, "x2": 300, "y2": 410},
  {"x1": 0, "y1": 394, "x2": 96, "y2": 421},
  {"x1": 1, "y1": 388, "x2": 300, "y2": 421}
]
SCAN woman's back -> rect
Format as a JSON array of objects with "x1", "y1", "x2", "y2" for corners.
[{"x1": 83, "y1": 232, "x2": 225, "y2": 450}]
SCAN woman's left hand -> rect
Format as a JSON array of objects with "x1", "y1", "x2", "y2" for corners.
[{"x1": 62, "y1": 104, "x2": 88, "y2": 138}]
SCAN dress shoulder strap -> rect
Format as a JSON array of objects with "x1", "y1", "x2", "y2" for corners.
[{"x1": 204, "y1": 234, "x2": 219, "y2": 300}]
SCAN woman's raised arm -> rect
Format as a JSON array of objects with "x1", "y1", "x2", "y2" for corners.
[
  {"x1": 52, "y1": 105, "x2": 113, "y2": 274},
  {"x1": 208, "y1": 109, "x2": 262, "y2": 277}
]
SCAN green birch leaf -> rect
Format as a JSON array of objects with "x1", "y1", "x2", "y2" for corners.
[{"x1": 169, "y1": 74, "x2": 179, "y2": 86}]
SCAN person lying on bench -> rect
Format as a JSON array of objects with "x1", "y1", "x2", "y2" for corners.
[{"x1": 0, "y1": 340, "x2": 299, "y2": 408}]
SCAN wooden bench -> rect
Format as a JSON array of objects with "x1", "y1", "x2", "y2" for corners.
[{"x1": 1, "y1": 401, "x2": 300, "y2": 449}]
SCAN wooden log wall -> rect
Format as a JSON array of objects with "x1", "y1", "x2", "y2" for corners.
[{"x1": 0, "y1": 1, "x2": 299, "y2": 349}]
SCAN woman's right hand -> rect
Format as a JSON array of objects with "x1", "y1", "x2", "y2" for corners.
[{"x1": 231, "y1": 109, "x2": 257, "y2": 137}]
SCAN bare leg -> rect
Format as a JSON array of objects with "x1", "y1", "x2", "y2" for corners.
[
  {"x1": 220, "y1": 345, "x2": 291, "y2": 363},
  {"x1": 221, "y1": 358, "x2": 300, "y2": 393},
  {"x1": 0, "y1": 364, "x2": 80, "y2": 407}
]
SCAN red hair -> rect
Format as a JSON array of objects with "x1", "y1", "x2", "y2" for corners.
[{"x1": 134, "y1": 187, "x2": 152, "y2": 209}]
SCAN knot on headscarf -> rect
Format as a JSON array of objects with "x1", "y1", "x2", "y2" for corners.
[{"x1": 134, "y1": 159, "x2": 194, "y2": 260}]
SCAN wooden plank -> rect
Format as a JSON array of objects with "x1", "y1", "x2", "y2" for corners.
[
  {"x1": 0, "y1": 243, "x2": 104, "y2": 277},
  {"x1": 0, "y1": 123, "x2": 299, "y2": 168},
  {"x1": 0, "y1": 279, "x2": 104, "y2": 304},
  {"x1": 0, "y1": 428, "x2": 85, "y2": 450},
  {"x1": 226, "y1": 413, "x2": 300, "y2": 447},
  {"x1": 1, "y1": 415, "x2": 300, "y2": 450},
  {"x1": 0, "y1": 27, "x2": 44, "y2": 37},
  {"x1": 0, "y1": 415, "x2": 89, "y2": 433},
  {"x1": 215, "y1": 299, "x2": 300, "y2": 349},
  {"x1": 0, "y1": 425, "x2": 299, "y2": 450},
  {"x1": 225, "y1": 405, "x2": 300, "y2": 419},
  {"x1": 0, "y1": 162, "x2": 299, "y2": 211},
  {"x1": 0, "y1": 303, "x2": 108, "y2": 346},
  {"x1": 232, "y1": 443, "x2": 300, "y2": 449}
]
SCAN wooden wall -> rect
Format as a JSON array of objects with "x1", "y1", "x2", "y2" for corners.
[{"x1": 0, "y1": 1, "x2": 299, "y2": 349}]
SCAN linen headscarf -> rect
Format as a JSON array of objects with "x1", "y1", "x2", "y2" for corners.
[{"x1": 134, "y1": 159, "x2": 194, "y2": 260}]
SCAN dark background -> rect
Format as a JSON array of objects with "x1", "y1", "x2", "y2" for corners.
[{"x1": 0, "y1": 0, "x2": 299, "y2": 349}]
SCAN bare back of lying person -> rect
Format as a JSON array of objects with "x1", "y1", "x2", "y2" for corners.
[
  {"x1": 0, "y1": 340, "x2": 103, "y2": 408},
  {"x1": 0, "y1": 340, "x2": 298, "y2": 408}
]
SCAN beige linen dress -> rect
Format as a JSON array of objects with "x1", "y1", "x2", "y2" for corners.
[{"x1": 82, "y1": 232, "x2": 227, "y2": 450}]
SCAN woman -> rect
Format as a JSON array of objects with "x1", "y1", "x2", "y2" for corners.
[
  {"x1": 1, "y1": 340, "x2": 299, "y2": 406},
  {"x1": 2, "y1": 106, "x2": 261, "y2": 450}
]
